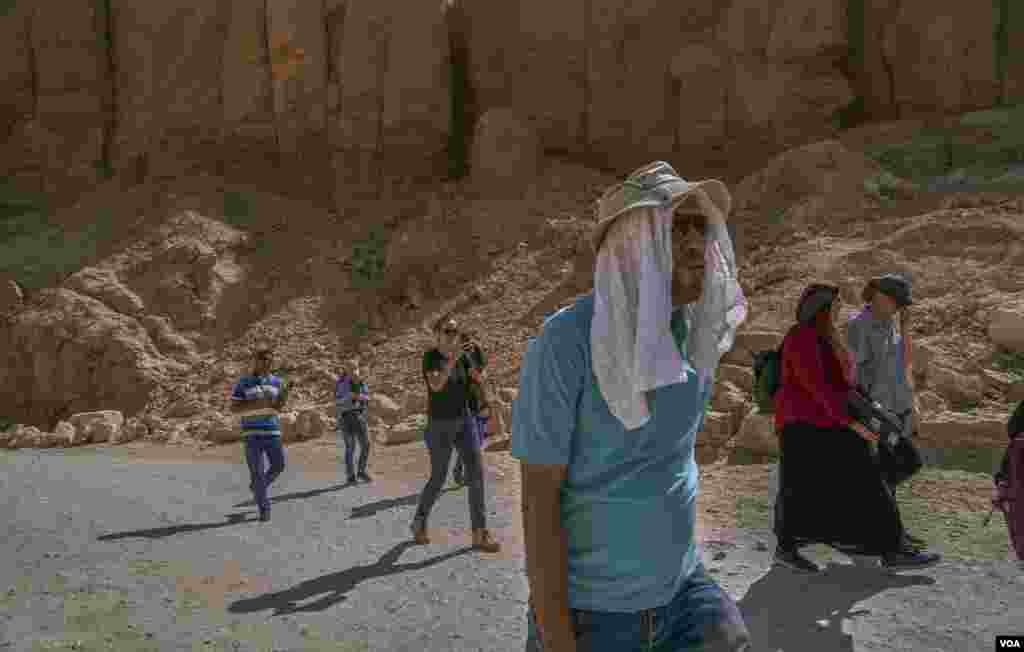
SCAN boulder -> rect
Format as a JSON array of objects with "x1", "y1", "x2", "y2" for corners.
[
  {"x1": 164, "y1": 398, "x2": 205, "y2": 420},
  {"x1": 733, "y1": 410, "x2": 778, "y2": 456},
  {"x1": 10, "y1": 424, "x2": 44, "y2": 449},
  {"x1": 279, "y1": 412, "x2": 300, "y2": 443},
  {"x1": 721, "y1": 330, "x2": 784, "y2": 367},
  {"x1": 53, "y1": 421, "x2": 76, "y2": 446},
  {"x1": 699, "y1": 411, "x2": 734, "y2": 449},
  {"x1": 378, "y1": 414, "x2": 426, "y2": 446},
  {"x1": 0, "y1": 278, "x2": 24, "y2": 315},
  {"x1": 711, "y1": 381, "x2": 750, "y2": 436},
  {"x1": 200, "y1": 415, "x2": 243, "y2": 444},
  {"x1": 988, "y1": 307, "x2": 1024, "y2": 353},
  {"x1": 369, "y1": 394, "x2": 402, "y2": 423},
  {"x1": 717, "y1": 365, "x2": 754, "y2": 395},
  {"x1": 295, "y1": 408, "x2": 331, "y2": 440},
  {"x1": 113, "y1": 417, "x2": 148, "y2": 444},
  {"x1": 68, "y1": 411, "x2": 124, "y2": 445},
  {"x1": 916, "y1": 390, "x2": 947, "y2": 416},
  {"x1": 929, "y1": 367, "x2": 984, "y2": 407}
]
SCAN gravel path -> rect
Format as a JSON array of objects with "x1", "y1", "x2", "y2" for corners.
[{"x1": 2, "y1": 446, "x2": 1023, "y2": 652}]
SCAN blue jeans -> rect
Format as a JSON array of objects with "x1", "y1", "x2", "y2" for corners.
[
  {"x1": 525, "y1": 563, "x2": 750, "y2": 652},
  {"x1": 244, "y1": 435, "x2": 286, "y2": 513},
  {"x1": 338, "y1": 408, "x2": 370, "y2": 477},
  {"x1": 415, "y1": 415, "x2": 486, "y2": 530}
]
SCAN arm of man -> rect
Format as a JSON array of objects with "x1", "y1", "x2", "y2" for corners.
[
  {"x1": 511, "y1": 323, "x2": 584, "y2": 651},
  {"x1": 424, "y1": 351, "x2": 457, "y2": 393},
  {"x1": 844, "y1": 318, "x2": 873, "y2": 391}
]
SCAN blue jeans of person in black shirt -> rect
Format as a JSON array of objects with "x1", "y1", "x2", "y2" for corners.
[{"x1": 415, "y1": 414, "x2": 486, "y2": 530}]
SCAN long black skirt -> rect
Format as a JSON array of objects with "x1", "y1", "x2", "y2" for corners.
[{"x1": 773, "y1": 421, "x2": 904, "y2": 555}]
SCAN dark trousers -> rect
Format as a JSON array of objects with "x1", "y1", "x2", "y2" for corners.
[
  {"x1": 338, "y1": 409, "x2": 370, "y2": 477},
  {"x1": 453, "y1": 415, "x2": 488, "y2": 479},
  {"x1": 415, "y1": 415, "x2": 486, "y2": 530},
  {"x1": 244, "y1": 435, "x2": 286, "y2": 513}
]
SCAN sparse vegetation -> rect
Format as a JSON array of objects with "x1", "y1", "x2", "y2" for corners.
[
  {"x1": 862, "y1": 169, "x2": 902, "y2": 203},
  {"x1": 349, "y1": 223, "x2": 387, "y2": 290},
  {"x1": 993, "y1": 349, "x2": 1024, "y2": 382},
  {"x1": 0, "y1": 181, "x2": 118, "y2": 290},
  {"x1": 222, "y1": 190, "x2": 256, "y2": 228},
  {"x1": 0, "y1": 416, "x2": 15, "y2": 432},
  {"x1": 953, "y1": 400, "x2": 981, "y2": 415},
  {"x1": 766, "y1": 206, "x2": 786, "y2": 225},
  {"x1": 352, "y1": 319, "x2": 370, "y2": 338}
]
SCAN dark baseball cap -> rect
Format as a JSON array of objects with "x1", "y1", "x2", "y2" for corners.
[{"x1": 874, "y1": 274, "x2": 913, "y2": 307}]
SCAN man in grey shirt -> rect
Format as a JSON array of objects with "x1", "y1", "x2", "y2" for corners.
[{"x1": 846, "y1": 273, "x2": 927, "y2": 549}]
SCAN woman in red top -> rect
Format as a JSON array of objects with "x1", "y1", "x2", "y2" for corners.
[{"x1": 772, "y1": 283, "x2": 941, "y2": 572}]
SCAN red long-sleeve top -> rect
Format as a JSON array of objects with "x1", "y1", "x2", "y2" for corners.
[{"x1": 774, "y1": 323, "x2": 854, "y2": 431}]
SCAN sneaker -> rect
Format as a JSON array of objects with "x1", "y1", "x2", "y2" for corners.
[
  {"x1": 258, "y1": 509, "x2": 270, "y2": 523},
  {"x1": 411, "y1": 517, "x2": 430, "y2": 545},
  {"x1": 773, "y1": 547, "x2": 820, "y2": 573},
  {"x1": 882, "y1": 549, "x2": 941, "y2": 570},
  {"x1": 346, "y1": 475, "x2": 357, "y2": 485},
  {"x1": 357, "y1": 471, "x2": 373, "y2": 483},
  {"x1": 472, "y1": 528, "x2": 501, "y2": 553}
]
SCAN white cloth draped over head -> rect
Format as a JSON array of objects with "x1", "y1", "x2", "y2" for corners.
[{"x1": 591, "y1": 192, "x2": 747, "y2": 431}]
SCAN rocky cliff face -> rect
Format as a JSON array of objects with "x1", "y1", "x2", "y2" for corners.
[{"x1": 1, "y1": 0, "x2": 1021, "y2": 205}]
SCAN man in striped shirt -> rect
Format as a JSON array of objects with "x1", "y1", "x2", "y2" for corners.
[{"x1": 230, "y1": 343, "x2": 289, "y2": 522}]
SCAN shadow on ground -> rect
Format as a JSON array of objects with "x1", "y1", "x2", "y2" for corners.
[
  {"x1": 233, "y1": 482, "x2": 353, "y2": 508},
  {"x1": 348, "y1": 487, "x2": 459, "y2": 520},
  {"x1": 739, "y1": 562, "x2": 936, "y2": 652},
  {"x1": 97, "y1": 512, "x2": 252, "y2": 541},
  {"x1": 227, "y1": 541, "x2": 474, "y2": 615}
]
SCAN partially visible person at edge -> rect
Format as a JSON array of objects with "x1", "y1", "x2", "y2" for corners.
[
  {"x1": 845, "y1": 274, "x2": 927, "y2": 550},
  {"x1": 453, "y1": 333, "x2": 492, "y2": 487},
  {"x1": 336, "y1": 359, "x2": 372, "y2": 484},
  {"x1": 514, "y1": 161, "x2": 752, "y2": 652},
  {"x1": 771, "y1": 283, "x2": 941, "y2": 573},
  {"x1": 995, "y1": 399, "x2": 1024, "y2": 488},
  {"x1": 411, "y1": 316, "x2": 501, "y2": 553},
  {"x1": 230, "y1": 343, "x2": 289, "y2": 523}
]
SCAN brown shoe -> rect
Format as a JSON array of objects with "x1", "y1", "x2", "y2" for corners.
[
  {"x1": 411, "y1": 517, "x2": 430, "y2": 545},
  {"x1": 472, "y1": 528, "x2": 501, "y2": 553}
]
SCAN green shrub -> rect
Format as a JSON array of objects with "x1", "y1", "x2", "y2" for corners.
[
  {"x1": 0, "y1": 182, "x2": 118, "y2": 290},
  {"x1": 993, "y1": 350, "x2": 1024, "y2": 382},
  {"x1": 0, "y1": 0, "x2": 17, "y2": 17},
  {"x1": 351, "y1": 319, "x2": 369, "y2": 338},
  {"x1": 349, "y1": 224, "x2": 387, "y2": 290},
  {"x1": 0, "y1": 416, "x2": 15, "y2": 432},
  {"x1": 862, "y1": 169, "x2": 903, "y2": 202},
  {"x1": 222, "y1": 190, "x2": 256, "y2": 228}
]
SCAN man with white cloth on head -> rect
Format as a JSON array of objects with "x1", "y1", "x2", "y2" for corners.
[{"x1": 513, "y1": 161, "x2": 752, "y2": 652}]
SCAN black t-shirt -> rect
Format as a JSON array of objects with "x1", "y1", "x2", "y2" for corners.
[{"x1": 422, "y1": 348, "x2": 472, "y2": 420}]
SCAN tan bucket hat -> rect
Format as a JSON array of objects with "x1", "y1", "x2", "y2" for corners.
[{"x1": 591, "y1": 161, "x2": 731, "y2": 254}]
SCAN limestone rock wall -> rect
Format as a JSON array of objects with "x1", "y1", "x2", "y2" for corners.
[{"x1": 2, "y1": 0, "x2": 1021, "y2": 203}]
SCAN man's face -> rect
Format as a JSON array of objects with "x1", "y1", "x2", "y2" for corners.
[
  {"x1": 873, "y1": 292, "x2": 900, "y2": 320},
  {"x1": 437, "y1": 324, "x2": 459, "y2": 352},
  {"x1": 253, "y1": 351, "x2": 272, "y2": 375},
  {"x1": 670, "y1": 203, "x2": 707, "y2": 306}
]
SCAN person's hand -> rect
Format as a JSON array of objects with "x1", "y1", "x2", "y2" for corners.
[{"x1": 851, "y1": 421, "x2": 879, "y2": 442}]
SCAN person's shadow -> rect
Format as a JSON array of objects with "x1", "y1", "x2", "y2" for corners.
[
  {"x1": 233, "y1": 482, "x2": 352, "y2": 508},
  {"x1": 227, "y1": 541, "x2": 473, "y2": 616},
  {"x1": 97, "y1": 512, "x2": 252, "y2": 541},
  {"x1": 347, "y1": 487, "x2": 459, "y2": 520},
  {"x1": 738, "y1": 562, "x2": 937, "y2": 651}
]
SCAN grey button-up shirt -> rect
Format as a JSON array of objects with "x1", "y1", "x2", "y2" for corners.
[{"x1": 845, "y1": 308, "x2": 914, "y2": 417}]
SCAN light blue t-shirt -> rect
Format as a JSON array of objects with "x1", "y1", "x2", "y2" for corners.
[{"x1": 511, "y1": 292, "x2": 715, "y2": 613}]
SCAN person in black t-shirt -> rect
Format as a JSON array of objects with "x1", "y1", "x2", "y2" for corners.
[{"x1": 410, "y1": 317, "x2": 500, "y2": 553}]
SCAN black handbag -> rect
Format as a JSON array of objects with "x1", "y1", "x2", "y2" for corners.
[{"x1": 848, "y1": 387, "x2": 922, "y2": 486}]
